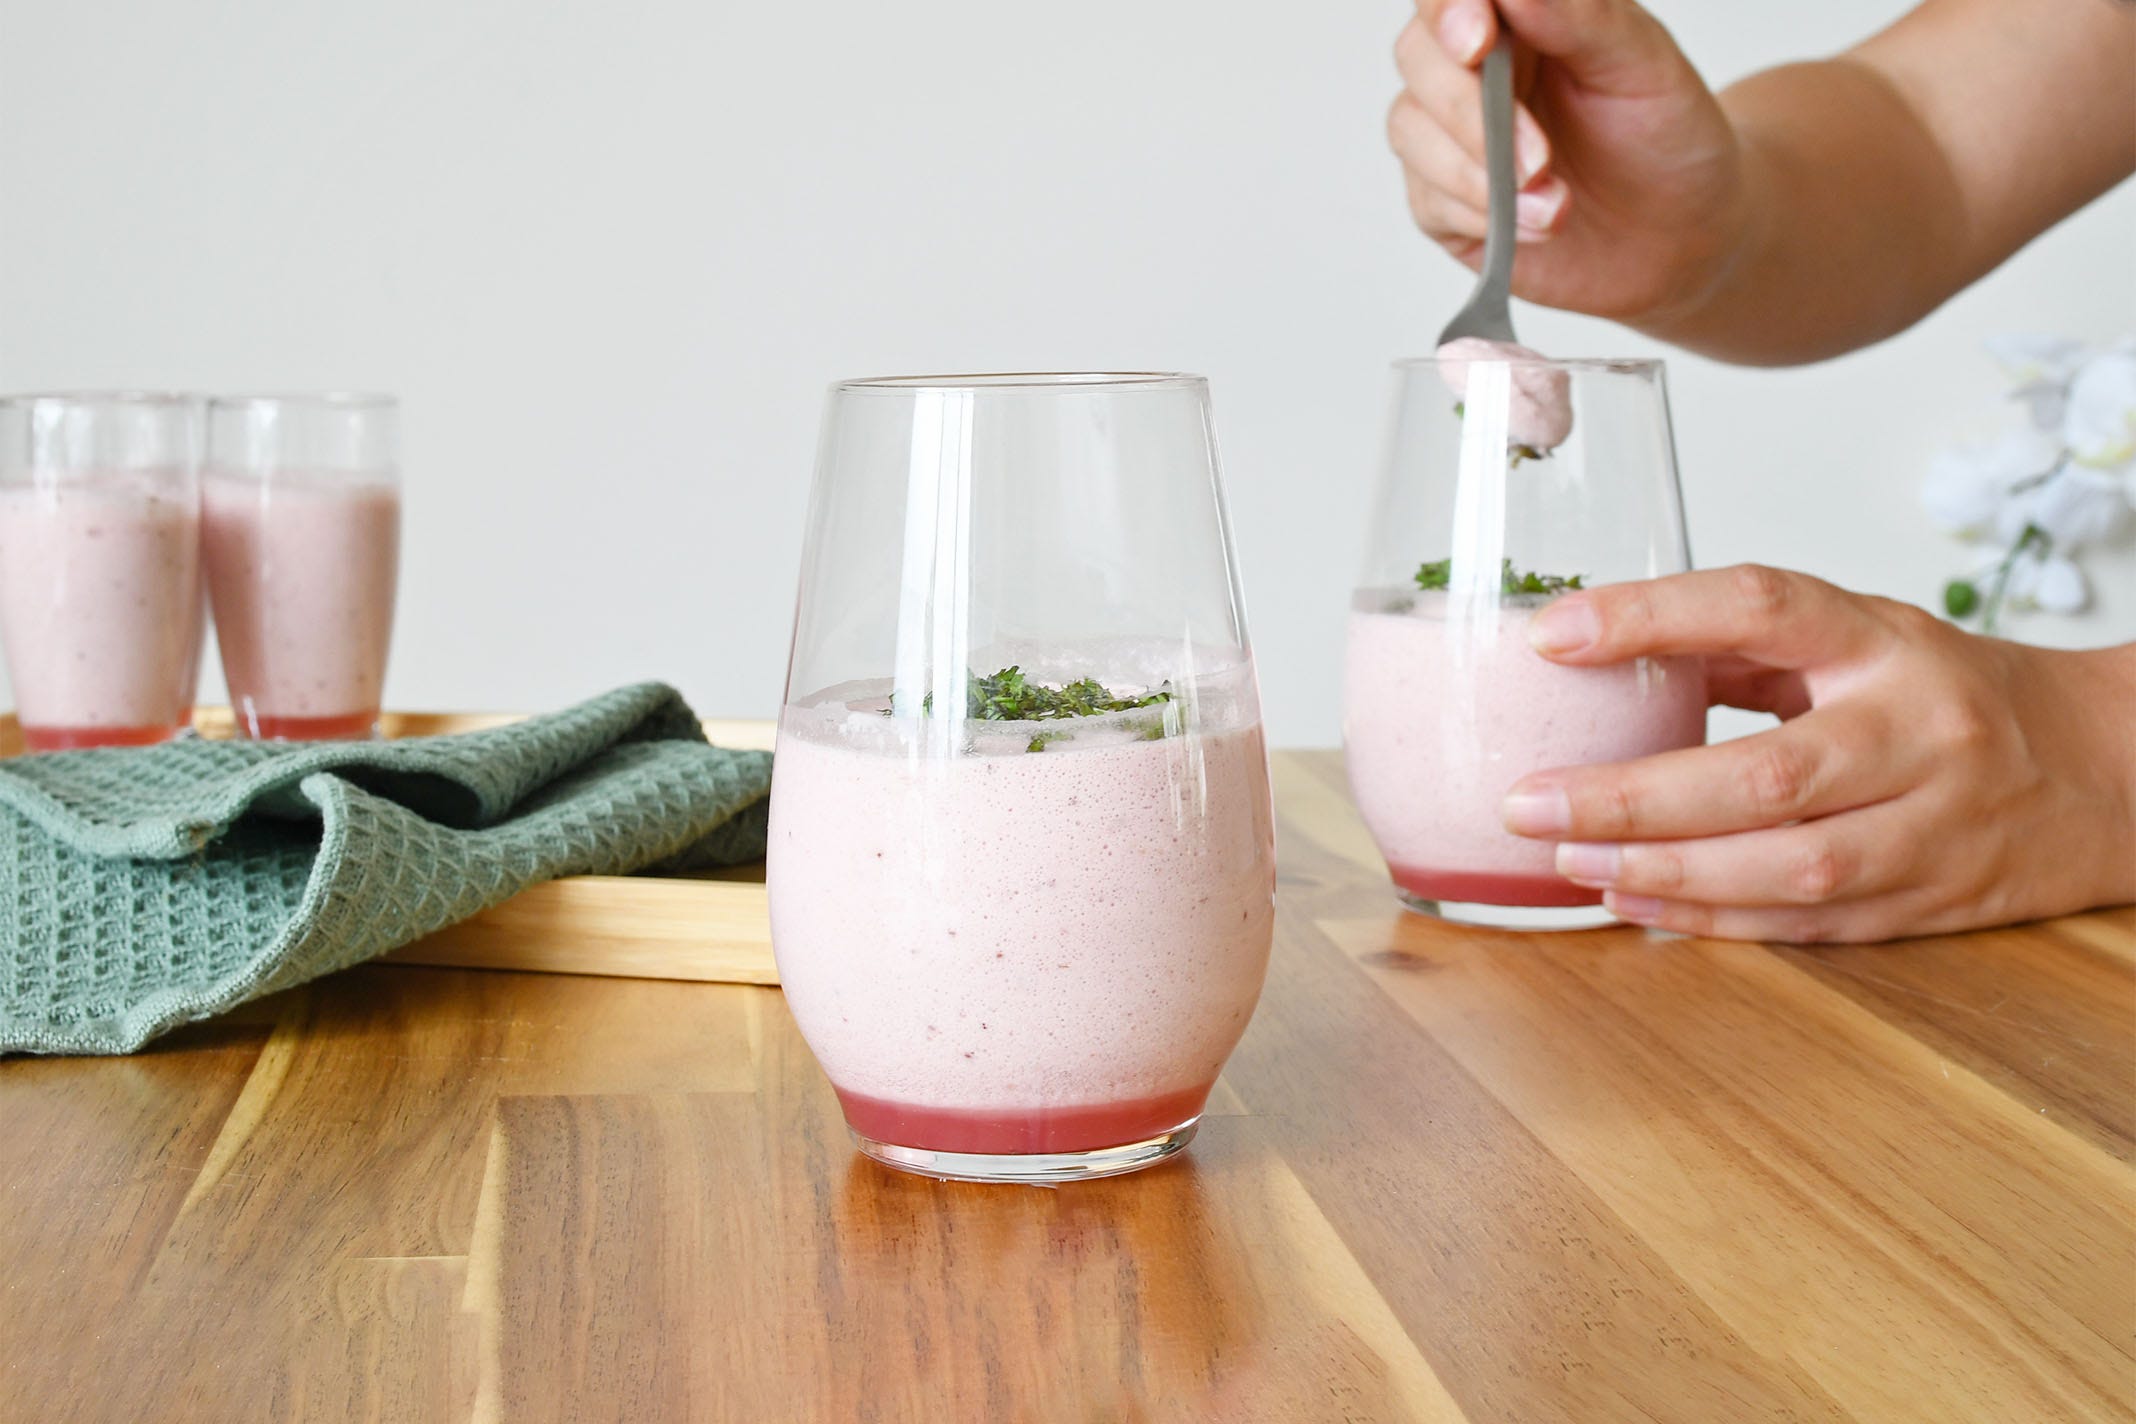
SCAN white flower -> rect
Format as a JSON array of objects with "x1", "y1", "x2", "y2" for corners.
[
  {"x1": 2021, "y1": 466, "x2": 2131, "y2": 551},
  {"x1": 1921, "y1": 452, "x2": 2005, "y2": 532},
  {"x1": 1920, "y1": 425, "x2": 2061, "y2": 534},
  {"x1": 1987, "y1": 334, "x2": 2087, "y2": 387},
  {"x1": 2033, "y1": 555, "x2": 2089, "y2": 614},
  {"x1": 2064, "y1": 346, "x2": 2136, "y2": 470},
  {"x1": 1989, "y1": 334, "x2": 2086, "y2": 431},
  {"x1": 1976, "y1": 544, "x2": 2091, "y2": 617}
]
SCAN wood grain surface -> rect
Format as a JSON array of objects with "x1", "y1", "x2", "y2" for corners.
[{"x1": 1, "y1": 749, "x2": 2131, "y2": 1423}]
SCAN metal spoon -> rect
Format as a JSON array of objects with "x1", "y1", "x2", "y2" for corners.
[{"x1": 1436, "y1": 30, "x2": 1519, "y2": 346}]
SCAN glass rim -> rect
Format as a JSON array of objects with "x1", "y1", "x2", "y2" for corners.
[
  {"x1": 1394, "y1": 354, "x2": 1664, "y2": 374},
  {"x1": 833, "y1": 371, "x2": 1206, "y2": 394},
  {"x1": 0, "y1": 390, "x2": 201, "y2": 411},
  {"x1": 208, "y1": 391, "x2": 398, "y2": 412}
]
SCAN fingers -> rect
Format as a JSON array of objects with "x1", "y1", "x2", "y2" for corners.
[
  {"x1": 1553, "y1": 802, "x2": 1920, "y2": 908},
  {"x1": 1502, "y1": 701, "x2": 1917, "y2": 842},
  {"x1": 1387, "y1": 72, "x2": 1570, "y2": 244},
  {"x1": 1403, "y1": 165, "x2": 1490, "y2": 256},
  {"x1": 1600, "y1": 892, "x2": 1922, "y2": 944},
  {"x1": 1389, "y1": 90, "x2": 1490, "y2": 214},
  {"x1": 1528, "y1": 566, "x2": 1893, "y2": 672},
  {"x1": 1412, "y1": 0, "x2": 1499, "y2": 67},
  {"x1": 1703, "y1": 654, "x2": 1813, "y2": 719},
  {"x1": 1395, "y1": 18, "x2": 1554, "y2": 182}
]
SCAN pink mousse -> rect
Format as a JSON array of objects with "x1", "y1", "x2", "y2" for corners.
[
  {"x1": 1436, "y1": 336, "x2": 1575, "y2": 450},
  {"x1": 1343, "y1": 592, "x2": 1705, "y2": 906},
  {"x1": 202, "y1": 474, "x2": 400, "y2": 740},
  {"x1": 0, "y1": 474, "x2": 201, "y2": 748},
  {"x1": 768, "y1": 684, "x2": 1276, "y2": 1155}
]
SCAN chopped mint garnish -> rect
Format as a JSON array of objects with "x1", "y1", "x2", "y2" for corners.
[
  {"x1": 1414, "y1": 557, "x2": 1586, "y2": 596},
  {"x1": 884, "y1": 666, "x2": 1176, "y2": 749},
  {"x1": 965, "y1": 667, "x2": 1172, "y2": 721}
]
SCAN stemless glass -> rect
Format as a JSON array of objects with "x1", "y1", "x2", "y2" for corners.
[
  {"x1": 1344, "y1": 355, "x2": 1706, "y2": 931},
  {"x1": 203, "y1": 395, "x2": 402, "y2": 740},
  {"x1": 0, "y1": 393, "x2": 203, "y2": 750},
  {"x1": 768, "y1": 372, "x2": 1276, "y2": 1184}
]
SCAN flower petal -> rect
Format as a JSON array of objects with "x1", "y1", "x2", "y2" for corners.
[
  {"x1": 2024, "y1": 467, "x2": 2131, "y2": 551},
  {"x1": 2003, "y1": 550, "x2": 2046, "y2": 608},
  {"x1": 2033, "y1": 555, "x2": 2089, "y2": 614},
  {"x1": 1986, "y1": 333, "x2": 2086, "y2": 388},
  {"x1": 2011, "y1": 380, "x2": 2068, "y2": 432},
  {"x1": 2064, "y1": 350, "x2": 2136, "y2": 469},
  {"x1": 1920, "y1": 451, "x2": 2004, "y2": 532}
]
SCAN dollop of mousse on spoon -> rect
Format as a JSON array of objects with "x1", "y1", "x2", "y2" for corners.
[{"x1": 1436, "y1": 337, "x2": 1574, "y2": 452}]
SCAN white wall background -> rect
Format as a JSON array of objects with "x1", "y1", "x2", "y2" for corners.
[{"x1": 3, "y1": 0, "x2": 2131, "y2": 746}]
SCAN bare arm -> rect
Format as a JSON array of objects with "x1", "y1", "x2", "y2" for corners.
[
  {"x1": 1391, "y1": 0, "x2": 2136, "y2": 365},
  {"x1": 1686, "y1": 0, "x2": 2136, "y2": 361}
]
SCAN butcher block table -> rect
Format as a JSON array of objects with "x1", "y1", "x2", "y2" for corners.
[{"x1": 2, "y1": 747, "x2": 2131, "y2": 1423}]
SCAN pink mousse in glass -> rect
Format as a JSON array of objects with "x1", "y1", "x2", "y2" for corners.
[
  {"x1": 1344, "y1": 588, "x2": 1705, "y2": 909},
  {"x1": 0, "y1": 473, "x2": 202, "y2": 750},
  {"x1": 202, "y1": 475, "x2": 401, "y2": 741},
  {"x1": 769, "y1": 677, "x2": 1275, "y2": 1157}
]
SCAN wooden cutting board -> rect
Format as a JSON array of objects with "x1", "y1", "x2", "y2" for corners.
[{"x1": 0, "y1": 707, "x2": 783, "y2": 986}]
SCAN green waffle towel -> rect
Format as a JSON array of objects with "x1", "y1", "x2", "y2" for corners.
[{"x1": 0, "y1": 683, "x2": 771, "y2": 1055}]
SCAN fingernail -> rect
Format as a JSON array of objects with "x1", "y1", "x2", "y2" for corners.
[
  {"x1": 1516, "y1": 124, "x2": 1548, "y2": 183},
  {"x1": 1502, "y1": 783, "x2": 1571, "y2": 836},
  {"x1": 1529, "y1": 595, "x2": 1599, "y2": 654},
  {"x1": 1556, "y1": 842, "x2": 1620, "y2": 885},
  {"x1": 1516, "y1": 181, "x2": 1566, "y2": 231},
  {"x1": 1439, "y1": 2, "x2": 1488, "y2": 63},
  {"x1": 1608, "y1": 893, "x2": 1665, "y2": 925}
]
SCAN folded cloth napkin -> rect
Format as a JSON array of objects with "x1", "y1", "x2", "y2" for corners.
[{"x1": 0, "y1": 683, "x2": 771, "y2": 1055}]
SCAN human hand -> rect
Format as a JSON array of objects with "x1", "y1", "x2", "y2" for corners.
[
  {"x1": 1500, "y1": 565, "x2": 2136, "y2": 942},
  {"x1": 1389, "y1": 0, "x2": 1749, "y2": 327}
]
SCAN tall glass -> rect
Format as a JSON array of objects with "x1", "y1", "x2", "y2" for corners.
[
  {"x1": 203, "y1": 395, "x2": 402, "y2": 741},
  {"x1": 0, "y1": 393, "x2": 203, "y2": 750},
  {"x1": 769, "y1": 373, "x2": 1276, "y2": 1184},
  {"x1": 1344, "y1": 356, "x2": 1706, "y2": 930}
]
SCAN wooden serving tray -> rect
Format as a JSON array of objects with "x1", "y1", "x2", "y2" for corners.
[{"x1": 0, "y1": 707, "x2": 783, "y2": 986}]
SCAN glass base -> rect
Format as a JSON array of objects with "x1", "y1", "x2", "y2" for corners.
[
  {"x1": 235, "y1": 709, "x2": 382, "y2": 742},
  {"x1": 1399, "y1": 891, "x2": 1619, "y2": 932},
  {"x1": 19, "y1": 722, "x2": 184, "y2": 752},
  {"x1": 853, "y1": 1117, "x2": 1199, "y2": 1184}
]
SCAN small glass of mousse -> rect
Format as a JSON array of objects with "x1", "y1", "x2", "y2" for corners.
[
  {"x1": 1344, "y1": 355, "x2": 1706, "y2": 930},
  {"x1": 0, "y1": 393, "x2": 204, "y2": 751},
  {"x1": 203, "y1": 395, "x2": 402, "y2": 741},
  {"x1": 770, "y1": 372, "x2": 1276, "y2": 1184}
]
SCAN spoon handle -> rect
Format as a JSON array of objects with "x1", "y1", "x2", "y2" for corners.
[{"x1": 1475, "y1": 32, "x2": 1518, "y2": 330}]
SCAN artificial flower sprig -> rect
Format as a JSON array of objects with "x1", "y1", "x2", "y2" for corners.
[{"x1": 1922, "y1": 335, "x2": 2135, "y2": 632}]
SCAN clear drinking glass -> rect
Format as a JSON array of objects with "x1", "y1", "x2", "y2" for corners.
[
  {"x1": 203, "y1": 395, "x2": 402, "y2": 741},
  {"x1": 0, "y1": 393, "x2": 203, "y2": 751},
  {"x1": 768, "y1": 373, "x2": 1276, "y2": 1184},
  {"x1": 1344, "y1": 355, "x2": 1706, "y2": 930}
]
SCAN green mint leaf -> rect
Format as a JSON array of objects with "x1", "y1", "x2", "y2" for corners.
[
  {"x1": 1943, "y1": 579, "x2": 1980, "y2": 619},
  {"x1": 892, "y1": 667, "x2": 1178, "y2": 743},
  {"x1": 1414, "y1": 557, "x2": 1585, "y2": 596}
]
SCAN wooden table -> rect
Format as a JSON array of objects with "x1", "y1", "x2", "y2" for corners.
[{"x1": 3, "y1": 751, "x2": 2131, "y2": 1423}]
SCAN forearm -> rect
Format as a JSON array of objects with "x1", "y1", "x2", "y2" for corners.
[
  {"x1": 1632, "y1": 0, "x2": 2136, "y2": 367},
  {"x1": 1634, "y1": 60, "x2": 1971, "y2": 365}
]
